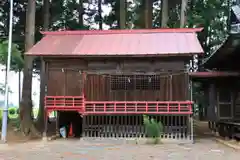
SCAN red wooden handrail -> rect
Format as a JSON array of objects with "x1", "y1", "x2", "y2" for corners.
[{"x1": 44, "y1": 96, "x2": 193, "y2": 115}]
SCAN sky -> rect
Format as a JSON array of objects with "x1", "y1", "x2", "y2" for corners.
[{"x1": 0, "y1": 3, "x2": 112, "y2": 108}]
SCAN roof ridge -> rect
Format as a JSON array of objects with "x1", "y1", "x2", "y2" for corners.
[{"x1": 40, "y1": 28, "x2": 203, "y2": 35}]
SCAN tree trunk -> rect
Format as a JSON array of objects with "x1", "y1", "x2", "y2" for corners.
[
  {"x1": 144, "y1": 0, "x2": 153, "y2": 28},
  {"x1": 188, "y1": 0, "x2": 194, "y2": 28},
  {"x1": 43, "y1": 0, "x2": 50, "y2": 30},
  {"x1": 36, "y1": 59, "x2": 46, "y2": 131},
  {"x1": 20, "y1": 0, "x2": 39, "y2": 137},
  {"x1": 180, "y1": 0, "x2": 187, "y2": 28},
  {"x1": 78, "y1": 0, "x2": 84, "y2": 28},
  {"x1": 36, "y1": 0, "x2": 50, "y2": 132},
  {"x1": 98, "y1": 0, "x2": 103, "y2": 30},
  {"x1": 161, "y1": 0, "x2": 169, "y2": 27},
  {"x1": 119, "y1": 0, "x2": 126, "y2": 29}
]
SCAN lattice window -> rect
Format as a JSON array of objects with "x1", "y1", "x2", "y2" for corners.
[
  {"x1": 110, "y1": 75, "x2": 160, "y2": 90},
  {"x1": 135, "y1": 75, "x2": 160, "y2": 90},
  {"x1": 110, "y1": 75, "x2": 134, "y2": 90}
]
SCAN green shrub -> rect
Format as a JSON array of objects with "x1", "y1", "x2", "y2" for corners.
[
  {"x1": 8, "y1": 108, "x2": 18, "y2": 119},
  {"x1": 143, "y1": 115, "x2": 163, "y2": 144},
  {"x1": 8, "y1": 108, "x2": 16, "y2": 115}
]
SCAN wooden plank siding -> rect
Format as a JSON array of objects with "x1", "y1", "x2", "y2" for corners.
[
  {"x1": 45, "y1": 58, "x2": 190, "y2": 101},
  {"x1": 206, "y1": 77, "x2": 240, "y2": 121}
]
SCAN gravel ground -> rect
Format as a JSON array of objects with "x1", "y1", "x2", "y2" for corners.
[{"x1": 0, "y1": 138, "x2": 239, "y2": 160}]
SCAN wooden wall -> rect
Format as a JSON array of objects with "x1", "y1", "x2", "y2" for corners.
[
  {"x1": 45, "y1": 57, "x2": 190, "y2": 101},
  {"x1": 206, "y1": 77, "x2": 240, "y2": 121},
  {"x1": 84, "y1": 73, "x2": 188, "y2": 101}
]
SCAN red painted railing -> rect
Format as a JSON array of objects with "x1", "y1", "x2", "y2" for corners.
[
  {"x1": 45, "y1": 96, "x2": 193, "y2": 114},
  {"x1": 45, "y1": 96, "x2": 85, "y2": 112}
]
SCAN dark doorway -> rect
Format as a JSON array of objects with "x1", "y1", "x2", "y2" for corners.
[{"x1": 58, "y1": 111, "x2": 83, "y2": 138}]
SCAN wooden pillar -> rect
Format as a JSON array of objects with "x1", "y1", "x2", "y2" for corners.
[
  {"x1": 56, "y1": 111, "x2": 59, "y2": 137},
  {"x1": 43, "y1": 110, "x2": 48, "y2": 139}
]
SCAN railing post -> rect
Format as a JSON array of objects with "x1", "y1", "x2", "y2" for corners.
[
  {"x1": 178, "y1": 102, "x2": 181, "y2": 112},
  {"x1": 114, "y1": 102, "x2": 116, "y2": 112},
  {"x1": 146, "y1": 102, "x2": 148, "y2": 112},
  {"x1": 54, "y1": 97, "x2": 56, "y2": 108},
  {"x1": 167, "y1": 102, "x2": 170, "y2": 113},
  {"x1": 73, "y1": 97, "x2": 75, "y2": 107},
  {"x1": 82, "y1": 97, "x2": 85, "y2": 113},
  {"x1": 104, "y1": 103, "x2": 106, "y2": 113},
  {"x1": 124, "y1": 103, "x2": 127, "y2": 113},
  {"x1": 56, "y1": 111, "x2": 60, "y2": 137}
]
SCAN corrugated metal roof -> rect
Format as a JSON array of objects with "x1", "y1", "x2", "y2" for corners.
[{"x1": 26, "y1": 28, "x2": 204, "y2": 56}]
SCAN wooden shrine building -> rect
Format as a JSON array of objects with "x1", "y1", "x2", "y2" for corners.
[
  {"x1": 25, "y1": 28, "x2": 203, "y2": 142},
  {"x1": 190, "y1": 4, "x2": 240, "y2": 139}
]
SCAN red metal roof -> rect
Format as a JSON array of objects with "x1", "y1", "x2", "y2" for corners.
[{"x1": 26, "y1": 28, "x2": 204, "y2": 56}]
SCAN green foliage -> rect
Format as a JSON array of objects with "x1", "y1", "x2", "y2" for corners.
[
  {"x1": 0, "y1": 40, "x2": 23, "y2": 94},
  {"x1": 0, "y1": 107, "x2": 19, "y2": 119},
  {"x1": 0, "y1": 40, "x2": 24, "y2": 71},
  {"x1": 0, "y1": 107, "x2": 18, "y2": 129},
  {"x1": 143, "y1": 115, "x2": 163, "y2": 144},
  {"x1": 8, "y1": 107, "x2": 19, "y2": 119},
  {"x1": 8, "y1": 108, "x2": 15, "y2": 115},
  {"x1": 51, "y1": 0, "x2": 89, "y2": 30},
  {"x1": 186, "y1": 0, "x2": 229, "y2": 55}
]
